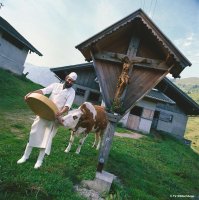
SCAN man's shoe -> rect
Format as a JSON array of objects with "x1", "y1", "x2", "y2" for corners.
[
  {"x1": 17, "y1": 156, "x2": 27, "y2": 164},
  {"x1": 34, "y1": 161, "x2": 42, "y2": 169}
]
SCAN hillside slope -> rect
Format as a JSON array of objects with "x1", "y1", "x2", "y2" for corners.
[
  {"x1": 172, "y1": 77, "x2": 199, "y2": 153},
  {"x1": 23, "y1": 63, "x2": 59, "y2": 87},
  {"x1": 173, "y1": 77, "x2": 199, "y2": 103},
  {"x1": 0, "y1": 69, "x2": 199, "y2": 200},
  {"x1": 0, "y1": 68, "x2": 42, "y2": 111},
  {"x1": 174, "y1": 77, "x2": 199, "y2": 85}
]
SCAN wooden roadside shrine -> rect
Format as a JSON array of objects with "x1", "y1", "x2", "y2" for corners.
[{"x1": 76, "y1": 9, "x2": 191, "y2": 174}]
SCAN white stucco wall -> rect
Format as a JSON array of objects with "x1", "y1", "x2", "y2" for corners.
[
  {"x1": 0, "y1": 32, "x2": 28, "y2": 74},
  {"x1": 156, "y1": 108, "x2": 188, "y2": 138},
  {"x1": 138, "y1": 118, "x2": 152, "y2": 133},
  {"x1": 137, "y1": 99, "x2": 156, "y2": 111}
]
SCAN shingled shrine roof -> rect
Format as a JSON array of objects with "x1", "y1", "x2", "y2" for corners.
[
  {"x1": 0, "y1": 16, "x2": 42, "y2": 56},
  {"x1": 76, "y1": 9, "x2": 191, "y2": 78}
]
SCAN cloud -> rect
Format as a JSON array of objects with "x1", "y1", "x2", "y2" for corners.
[
  {"x1": 174, "y1": 33, "x2": 199, "y2": 59},
  {"x1": 173, "y1": 33, "x2": 199, "y2": 77},
  {"x1": 94, "y1": 1, "x2": 120, "y2": 31},
  {"x1": 174, "y1": 33, "x2": 194, "y2": 48},
  {"x1": 182, "y1": 37, "x2": 193, "y2": 47},
  {"x1": 1, "y1": 0, "x2": 199, "y2": 78}
]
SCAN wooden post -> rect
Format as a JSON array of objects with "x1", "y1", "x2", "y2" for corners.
[
  {"x1": 119, "y1": 35, "x2": 140, "y2": 101},
  {"x1": 84, "y1": 90, "x2": 90, "y2": 102},
  {"x1": 97, "y1": 113, "x2": 120, "y2": 172}
]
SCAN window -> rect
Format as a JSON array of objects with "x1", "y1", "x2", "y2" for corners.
[
  {"x1": 76, "y1": 88, "x2": 85, "y2": 97},
  {"x1": 130, "y1": 106, "x2": 143, "y2": 117},
  {"x1": 88, "y1": 92, "x2": 100, "y2": 103},
  {"x1": 142, "y1": 108, "x2": 154, "y2": 120},
  {"x1": 159, "y1": 112, "x2": 173, "y2": 122}
]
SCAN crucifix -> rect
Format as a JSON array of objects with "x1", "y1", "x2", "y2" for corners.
[
  {"x1": 91, "y1": 35, "x2": 175, "y2": 172},
  {"x1": 93, "y1": 35, "x2": 141, "y2": 171},
  {"x1": 75, "y1": 9, "x2": 190, "y2": 193}
]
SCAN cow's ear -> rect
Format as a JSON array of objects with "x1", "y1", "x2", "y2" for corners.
[{"x1": 73, "y1": 115, "x2": 78, "y2": 120}]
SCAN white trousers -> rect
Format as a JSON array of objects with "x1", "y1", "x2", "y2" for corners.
[{"x1": 28, "y1": 116, "x2": 58, "y2": 155}]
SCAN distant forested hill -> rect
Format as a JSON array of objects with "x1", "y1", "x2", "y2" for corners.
[{"x1": 172, "y1": 77, "x2": 199, "y2": 104}]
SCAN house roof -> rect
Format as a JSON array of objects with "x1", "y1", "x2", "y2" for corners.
[
  {"x1": 76, "y1": 9, "x2": 191, "y2": 78},
  {"x1": 51, "y1": 62, "x2": 199, "y2": 116},
  {"x1": 145, "y1": 89, "x2": 175, "y2": 104},
  {"x1": 51, "y1": 62, "x2": 93, "y2": 80},
  {"x1": 155, "y1": 77, "x2": 199, "y2": 116},
  {"x1": 51, "y1": 62, "x2": 93, "y2": 72},
  {"x1": 0, "y1": 16, "x2": 42, "y2": 56}
]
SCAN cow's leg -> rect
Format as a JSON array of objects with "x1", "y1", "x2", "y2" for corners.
[
  {"x1": 92, "y1": 133, "x2": 98, "y2": 147},
  {"x1": 75, "y1": 133, "x2": 88, "y2": 154},
  {"x1": 64, "y1": 130, "x2": 75, "y2": 153},
  {"x1": 96, "y1": 130, "x2": 103, "y2": 150},
  {"x1": 92, "y1": 132, "x2": 99, "y2": 148}
]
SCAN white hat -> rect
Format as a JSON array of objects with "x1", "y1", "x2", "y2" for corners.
[{"x1": 68, "y1": 72, "x2": 77, "y2": 81}]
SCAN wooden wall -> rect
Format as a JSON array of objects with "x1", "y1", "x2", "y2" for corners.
[
  {"x1": 155, "y1": 106, "x2": 188, "y2": 138},
  {"x1": 75, "y1": 68, "x2": 99, "y2": 90},
  {"x1": 94, "y1": 60, "x2": 121, "y2": 107},
  {"x1": 0, "y1": 31, "x2": 28, "y2": 75},
  {"x1": 123, "y1": 68, "x2": 165, "y2": 111},
  {"x1": 126, "y1": 99, "x2": 156, "y2": 133}
]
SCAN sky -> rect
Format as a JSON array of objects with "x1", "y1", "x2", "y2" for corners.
[{"x1": 0, "y1": 0, "x2": 199, "y2": 78}]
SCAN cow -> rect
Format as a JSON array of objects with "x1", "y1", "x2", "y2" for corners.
[{"x1": 58, "y1": 102, "x2": 108, "y2": 154}]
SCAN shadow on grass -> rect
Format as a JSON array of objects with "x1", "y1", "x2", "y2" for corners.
[{"x1": 0, "y1": 180, "x2": 52, "y2": 200}]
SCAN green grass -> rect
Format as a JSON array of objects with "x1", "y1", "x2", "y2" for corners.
[
  {"x1": 185, "y1": 117, "x2": 199, "y2": 153},
  {"x1": 116, "y1": 124, "x2": 132, "y2": 134},
  {"x1": 0, "y1": 69, "x2": 41, "y2": 111},
  {"x1": 0, "y1": 68, "x2": 199, "y2": 199},
  {"x1": 0, "y1": 110, "x2": 92, "y2": 200},
  {"x1": 173, "y1": 76, "x2": 199, "y2": 153}
]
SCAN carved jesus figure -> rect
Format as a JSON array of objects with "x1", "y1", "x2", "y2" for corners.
[{"x1": 114, "y1": 58, "x2": 131, "y2": 100}]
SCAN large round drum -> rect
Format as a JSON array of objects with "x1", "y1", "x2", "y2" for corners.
[{"x1": 26, "y1": 93, "x2": 58, "y2": 121}]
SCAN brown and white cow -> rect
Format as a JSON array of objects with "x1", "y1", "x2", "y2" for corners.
[{"x1": 59, "y1": 102, "x2": 108, "y2": 154}]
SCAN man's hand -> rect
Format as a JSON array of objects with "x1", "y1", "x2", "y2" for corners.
[
  {"x1": 56, "y1": 106, "x2": 69, "y2": 117},
  {"x1": 55, "y1": 111, "x2": 62, "y2": 117},
  {"x1": 24, "y1": 92, "x2": 31, "y2": 101},
  {"x1": 55, "y1": 115, "x2": 64, "y2": 125},
  {"x1": 24, "y1": 90, "x2": 43, "y2": 101}
]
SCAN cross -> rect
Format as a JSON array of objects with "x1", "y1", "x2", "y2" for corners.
[
  {"x1": 91, "y1": 35, "x2": 175, "y2": 172},
  {"x1": 93, "y1": 35, "x2": 174, "y2": 114}
]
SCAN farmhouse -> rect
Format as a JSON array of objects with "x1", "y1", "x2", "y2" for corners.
[
  {"x1": 0, "y1": 16, "x2": 42, "y2": 75},
  {"x1": 51, "y1": 62, "x2": 199, "y2": 139}
]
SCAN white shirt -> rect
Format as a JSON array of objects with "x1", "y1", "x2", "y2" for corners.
[{"x1": 41, "y1": 83, "x2": 75, "y2": 110}]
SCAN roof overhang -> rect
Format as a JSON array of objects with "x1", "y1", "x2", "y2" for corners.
[
  {"x1": 156, "y1": 78, "x2": 199, "y2": 115},
  {"x1": 0, "y1": 16, "x2": 42, "y2": 56},
  {"x1": 76, "y1": 9, "x2": 191, "y2": 78}
]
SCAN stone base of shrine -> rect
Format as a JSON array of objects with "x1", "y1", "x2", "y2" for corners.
[{"x1": 81, "y1": 170, "x2": 116, "y2": 194}]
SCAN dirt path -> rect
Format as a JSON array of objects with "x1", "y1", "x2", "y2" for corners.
[{"x1": 115, "y1": 132, "x2": 144, "y2": 139}]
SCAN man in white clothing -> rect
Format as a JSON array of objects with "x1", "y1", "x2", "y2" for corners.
[{"x1": 17, "y1": 72, "x2": 77, "y2": 169}]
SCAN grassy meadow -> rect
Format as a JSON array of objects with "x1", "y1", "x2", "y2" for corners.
[
  {"x1": 173, "y1": 77, "x2": 199, "y2": 154},
  {"x1": 0, "y1": 69, "x2": 199, "y2": 200}
]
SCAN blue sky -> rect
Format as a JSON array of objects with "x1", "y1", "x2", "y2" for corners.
[{"x1": 0, "y1": 0, "x2": 199, "y2": 78}]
